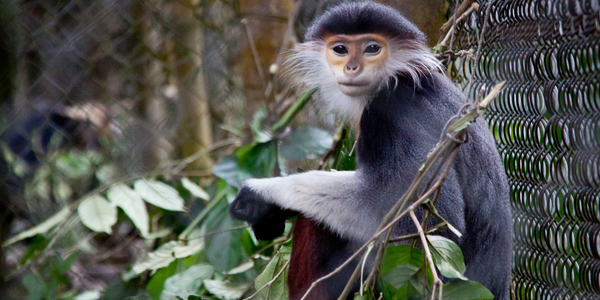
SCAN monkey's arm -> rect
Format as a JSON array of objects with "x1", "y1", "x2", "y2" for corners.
[{"x1": 229, "y1": 170, "x2": 381, "y2": 242}]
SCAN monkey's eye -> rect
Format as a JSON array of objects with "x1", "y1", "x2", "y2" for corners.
[
  {"x1": 364, "y1": 43, "x2": 381, "y2": 54},
  {"x1": 332, "y1": 45, "x2": 348, "y2": 55}
]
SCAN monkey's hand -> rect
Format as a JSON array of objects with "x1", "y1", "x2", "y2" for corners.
[{"x1": 229, "y1": 187, "x2": 297, "y2": 240}]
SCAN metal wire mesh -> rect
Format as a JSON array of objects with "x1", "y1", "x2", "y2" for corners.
[
  {"x1": 452, "y1": 0, "x2": 600, "y2": 299},
  {"x1": 0, "y1": 2, "x2": 247, "y2": 290},
  {"x1": 0, "y1": 0, "x2": 245, "y2": 213}
]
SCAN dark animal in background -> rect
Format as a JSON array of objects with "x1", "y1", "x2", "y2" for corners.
[
  {"x1": 0, "y1": 105, "x2": 108, "y2": 293},
  {"x1": 230, "y1": 2, "x2": 512, "y2": 299}
]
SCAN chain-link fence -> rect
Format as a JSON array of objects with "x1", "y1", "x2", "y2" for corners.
[
  {"x1": 452, "y1": 0, "x2": 600, "y2": 298},
  {"x1": 0, "y1": 0, "x2": 250, "y2": 293},
  {"x1": 0, "y1": 0, "x2": 248, "y2": 211}
]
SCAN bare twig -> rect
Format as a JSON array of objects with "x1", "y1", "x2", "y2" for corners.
[
  {"x1": 242, "y1": 18, "x2": 267, "y2": 93},
  {"x1": 308, "y1": 159, "x2": 459, "y2": 300},
  {"x1": 388, "y1": 222, "x2": 447, "y2": 243},
  {"x1": 410, "y1": 210, "x2": 442, "y2": 300},
  {"x1": 439, "y1": 2, "x2": 479, "y2": 47},
  {"x1": 438, "y1": 0, "x2": 476, "y2": 44}
]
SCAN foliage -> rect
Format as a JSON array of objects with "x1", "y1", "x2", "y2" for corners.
[{"x1": 1, "y1": 85, "x2": 501, "y2": 300}]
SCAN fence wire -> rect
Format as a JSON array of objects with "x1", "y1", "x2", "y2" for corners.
[
  {"x1": 0, "y1": 0, "x2": 245, "y2": 216},
  {"x1": 0, "y1": 1, "x2": 248, "y2": 292},
  {"x1": 452, "y1": 0, "x2": 600, "y2": 299}
]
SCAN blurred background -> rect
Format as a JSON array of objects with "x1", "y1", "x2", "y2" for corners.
[{"x1": 0, "y1": 0, "x2": 598, "y2": 299}]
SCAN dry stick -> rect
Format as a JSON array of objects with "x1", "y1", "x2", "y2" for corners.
[
  {"x1": 451, "y1": 2, "x2": 478, "y2": 49},
  {"x1": 410, "y1": 210, "x2": 442, "y2": 300},
  {"x1": 241, "y1": 19, "x2": 267, "y2": 94},
  {"x1": 275, "y1": 0, "x2": 303, "y2": 65},
  {"x1": 439, "y1": 2, "x2": 479, "y2": 47},
  {"x1": 304, "y1": 81, "x2": 506, "y2": 300},
  {"x1": 338, "y1": 136, "x2": 461, "y2": 299},
  {"x1": 335, "y1": 148, "x2": 451, "y2": 299},
  {"x1": 271, "y1": 0, "x2": 303, "y2": 108},
  {"x1": 420, "y1": 144, "x2": 463, "y2": 239},
  {"x1": 336, "y1": 142, "x2": 460, "y2": 299},
  {"x1": 363, "y1": 145, "x2": 461, "y2": 294},
  {"x1": 304, "y1": 176, "x2": 449, "y2": 300},
  {"x1": 448, "y1": 0, "x2": 461, "y2": 51},
  {"x1": 388, "y1": 222, "x2": 447, "y2": 244},
  {"x1": 438, "y1": 0, "x2": 476, "y2": 44},
  {"x1": 168, "y1": 137, "x2": 239, "y2": 175}
]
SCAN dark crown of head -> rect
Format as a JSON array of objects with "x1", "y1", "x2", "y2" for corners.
[{"x1": 305, "y1": 2, "x2": 425, "y2": 43}]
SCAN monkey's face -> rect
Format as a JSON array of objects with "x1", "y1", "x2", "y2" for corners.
[{"x1": 325, "y1": 34, "x2": 389, "y2": 96}]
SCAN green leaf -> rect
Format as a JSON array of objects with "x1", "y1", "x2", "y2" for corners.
[
  {"x1": 20, "y1": 236, "x2": 49, "y2": 264},
  {"x1": 203, "y1": 280, "x2": 249, "y2": 299},
  {"x1": 134, "y1": 179, "x2": 185, "y2": 211},
  {"x1": 51, "y1": 176, "x2": 72, "y2": 202},
  {"x1": 353, "y1": 292, "x2": 376, "y2": 300},
  {"x1": 202, "y1": 199, "x2": 245, "y2": 272},
  {"x1": 3, "y1": 207, "x2": 70, "y2": 246},
  {"x1": 55, "y1": 151, "x2": 93, "y2": 179},
  {"x1": 74, "y1": 290, "x2": 101, "y2": 300},
  {"x1": 251, "y1": 107, "x2": 273, "y2": 143},
  {"x1": 172, "y1": 239, "x2": 204, "y2": 259},
  {"x1": 383, "y1": 264, "x2": 420, "y2": 290},
  {"x1": 427, "y1": 235, "x2": 467, "y2": 280},
  {"x1": 255, "y1": 248, "x2": 290, "y2": 300},
  {"x1": 393, "y1": 281, "x2": 422, "y2": 300},
  {"x1": 236, "y1": 141, "x2": 277, "y2": 180},
  {"x1": 107, "y1": 184, "x2": 149, "y2": 237},
  {"x1": 22, "y1": 274, "x2": 44, "y2": 300},
  {"x1": 212, "y1": 157, "x2": 240, "y2": 188},
  {"x1": 96, "y1": 164, "x2": 117, "y2": 184},
  {"x1": 226, "y1": 260, "x2": 254, "y2": 275},
  {"x1": 271, "y1": 88, "x2": 315, "y2": 134},
  {"x1": 379, "y1": 245, "x2": 433, "y2": 300},
  {"x1": 380, "y1": 245, "x2": 424, "y2": 276},
  {"x1": 161, "y1": 264, "x2": 214, "y2": 299},
  {"x1": 442, "y1": 280, "x2": 494, "y2": 300},
  {"x1": 181, "y1": 177, "x2": 210, "y2": 200},
  {"x1": 280, "y1": 126, "x2": 333, "y2": 161},
  {"x1": 147, "y1": 260, "x2": 178, "y2": 300},
  {"x1": 133, "y1": 241, "x2": 179, "y2": 274},
  {"x1": 380, "y1": 245, "x2": 424, "y2": 292},
  {"x1": 78, "y1": 195, "x2": 117, "y2": 234}
]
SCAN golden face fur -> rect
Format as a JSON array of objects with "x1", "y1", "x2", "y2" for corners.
[
  {"x1": 324, "y1": 33, "x2": 390, "y2": 96},
  {"x1": 283, "y1": 31, "x2": 441, "y2": 127}
]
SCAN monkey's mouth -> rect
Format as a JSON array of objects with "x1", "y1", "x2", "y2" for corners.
[
  {"x1": 337, "y1": 80, "x2": 370, "y2": 87},
  {"x1": 337, "y1": 81, "x2": 373, "y2": 96}
]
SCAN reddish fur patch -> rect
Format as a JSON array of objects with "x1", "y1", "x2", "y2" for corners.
[
  {"x1": 288, "y1": 216, "x2": 327, "y2": 300},
  {"x1": 288, "y1": 216, "x2": 354, "y2": 300}
]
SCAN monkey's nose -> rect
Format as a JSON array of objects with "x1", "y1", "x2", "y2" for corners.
[{"x1": 344, "y1": 63, "x2": 362, "y2": 76}]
